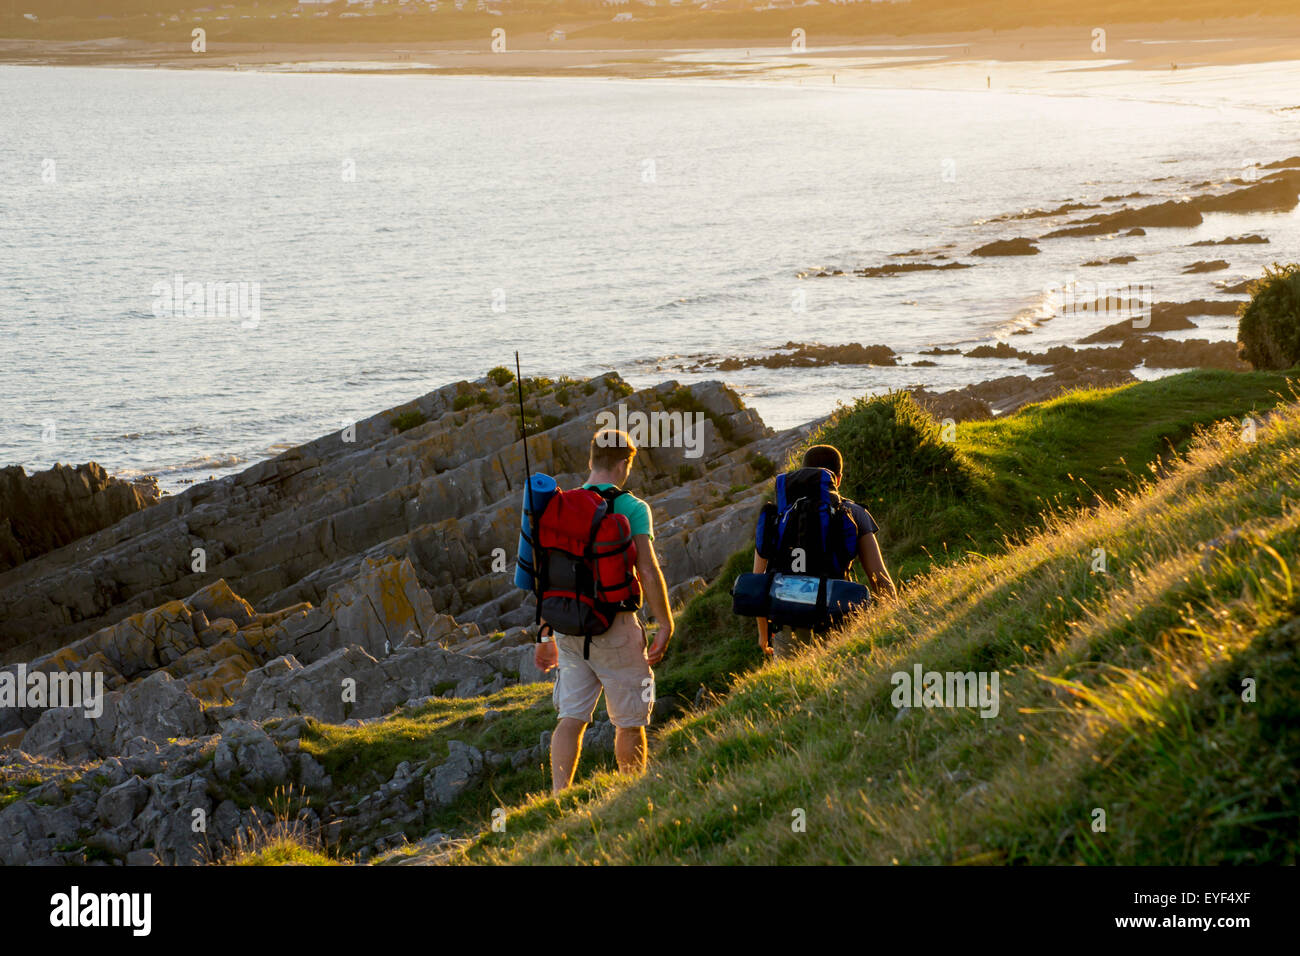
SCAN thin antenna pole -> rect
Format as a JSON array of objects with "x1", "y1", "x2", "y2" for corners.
[
  {"x1": 515, "y1": 352, "x2": 540, "y2": 605},
  {"x1": 515, "y1": 351, "x2": 532, "y2": 491}
]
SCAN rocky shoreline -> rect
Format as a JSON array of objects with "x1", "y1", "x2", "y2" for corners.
[{"x1": 0, "y1": 371, "x2": 810, "y2": 864}]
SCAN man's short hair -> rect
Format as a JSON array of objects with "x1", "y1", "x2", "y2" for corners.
[
  {"x1": 802, "y1": 444, "x2": 843, "y2": 477},
  {"x1": 591, "y1": 429, "x2": 638, "y2": 470}
]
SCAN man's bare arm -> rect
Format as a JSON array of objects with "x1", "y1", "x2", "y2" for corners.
[
  {"x1": 752, "y1": 552, "x2": 772, "y2": 654},
  {"x1": 857, "y1": 533, "x2": 897, "y2": 600},
  {"x1": 635, "y1": 534, "x2": 674, "y2": 664}
]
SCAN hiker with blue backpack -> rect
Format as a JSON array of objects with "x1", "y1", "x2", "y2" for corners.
[
  {"x1": 734, "y1": 444, "x2": 896, "y2": 659},
  {"x1": 518, "y1": 427, "x2": 674, "y2": 793}
]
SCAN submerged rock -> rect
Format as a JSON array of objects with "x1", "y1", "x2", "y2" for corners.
[
  {"x1": 1183, "y1": 259, "x2": 1230, "y2": 274},
  {"x1": 971, "y1": 237, "x2": 1038, "y2": 256}
]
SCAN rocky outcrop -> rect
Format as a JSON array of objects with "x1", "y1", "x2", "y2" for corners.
[
  {"x1": 1040, "y1": 168, "x2": 1300, "y2": 240},
  {"x1": 1190, "y1": 235, "x2": 1268, "y2": 246},
  {"x1": 990, "y1": 200, "x2": 1099, "y2": 222},
  {"x1": 0, "y1": 373, "x2": 796, "y2": 665},
  {"x1": 0, "y1": 463, "x2": 158, "y2": 573},
  {"x1": 971, "y1": 237, "x2": 1038, "y2": 256},
  {"x1": 0, "y1": 370, "x2": 815, "y2": 865},
  {"x1": 0, "y1": 558, "x2": 598, "y2": 865},
  {"x1": 1193, "y1": 169, "x2": 1300, "y2": 214},
  {"x1": 700, "y1": 342, "x2": 897, "y2": 371},
  {"x1": 1082, "y1": 255, "x2": 1139, "y2": 266},
  {"x1": 1183, "y1": 259, "x2": 1230, "y2": 274},
  {"x1": 852, "y1": 261, "x2": 971, "y2": 277},
  {"x1": 1076, "y1": 300, "x2": 1238, "y2": 343},
  {"x1": 957, "y1": 329, "x2": 1247, "y2": 375},
  {"x1": 1041, "y1": 199, "x2": 1203, "y2": 239}
]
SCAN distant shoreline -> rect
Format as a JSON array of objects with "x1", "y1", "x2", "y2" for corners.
[{"x1": 3, "y1": 16, "x2": 1300, "y2": 100}]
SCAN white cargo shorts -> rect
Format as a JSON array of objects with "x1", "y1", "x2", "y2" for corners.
[{"x1": 552, "y1": 612, "x2": 654, "y2": 728}]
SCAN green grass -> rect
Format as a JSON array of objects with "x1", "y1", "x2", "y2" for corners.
[
  {"x1": 298, "y1": 684, "x2": 554, "y2": 793},
  {"x1": 444, "y1": 380, "x2": 1300, "y2": 864},
  {"x1": 231, "y1": 837, "x2": 343, "y2": 866},
  {"x1": 656, "y1": 370, "x2": 1299, "y2": 714},
  {"x1": 390, "y1": 410, "x2": 428, "y2": 433},
  {"x1": 847, "y1": 369, "x2": 1297, "y2": 579},
  {"x1": 294, "y1": 682, "x2": 614, "y2": 839}
]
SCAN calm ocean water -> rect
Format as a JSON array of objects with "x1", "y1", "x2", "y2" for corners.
[{"x1": 1, "y1": 65, "x2": 1296, "y2": 489}]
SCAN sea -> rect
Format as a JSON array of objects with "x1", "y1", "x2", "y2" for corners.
[{"x1": 2, "y1": 64, "x2": 1297, "y2": 490}]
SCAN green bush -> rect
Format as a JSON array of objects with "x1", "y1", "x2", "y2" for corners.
[
  {"x1": 604, "y1": 375, "x2": 634, "y2": 398},
  {"x1": 1238, "y1": 262, "x2": 1300, "y2": 370},
  {"x1": 748, "y1": 452, "x2": 776, "y2": 480},
  {"x1": 487, "y1": 366, "x2": 515, "y2": 388},
  {"x1": 808, "y1": 390, "x2": 974, "y2": 503},
  {"x1": 454, "y1": 389, "x2": 496, "y2": 412},
  {"x1": 521, "y1": 376, "x2": 554, "y2": 398},
  {"x1": 793, "y1": 390, "x2": 982, "y2": 574},
  {"x1": 390, "y1": 410, "x2": 427, "y2": 432}
]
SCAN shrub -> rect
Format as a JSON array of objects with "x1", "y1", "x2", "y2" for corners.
[
  {"x1": 807, "y1": 390, "x2": 974, "y2": 503},
  {"x1": 390, "y1": 410, "x2": 427, "y2": 432},
  {"x1": 604, "y1": 375, "x2": 634, "y2": 398},
  {"x1": 487, "y1": 366, "x2": 515, "y2": 388},
  {"x1": 796, "y1": 390, "x2": 982, "y2": 568},
  {"x1": 454, "y1": 389, "x2": 494, "y2": 412},
  {"x1": 1237, "y1": 262, "x2": 1300, "y2": 370}
]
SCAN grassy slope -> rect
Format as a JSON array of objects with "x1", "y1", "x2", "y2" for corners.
[
  {"x1": 449, "y1": 378, "x2": 1300, "y2": 864},
  {"x1": 662, "y1": 370, "x2": 1297, "y2": 713},
  {"x1": 238, "y1": 369, "x2": 1297, "y2": 863}
]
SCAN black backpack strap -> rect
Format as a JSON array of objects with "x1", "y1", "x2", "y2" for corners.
[{"x1": 596, "y1": 486, "x2": 627, "y2": 508}]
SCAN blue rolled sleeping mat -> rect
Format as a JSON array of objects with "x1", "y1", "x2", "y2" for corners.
[{"x1": 514, "y1": 473, "x2": 558, "y2": 591}]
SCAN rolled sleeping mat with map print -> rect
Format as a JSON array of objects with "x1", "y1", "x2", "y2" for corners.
[{"x1": 733, "y1": 573, "x2": 871, "y2": 630}]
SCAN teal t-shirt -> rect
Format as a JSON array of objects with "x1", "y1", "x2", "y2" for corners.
[{"x1": 584, "y1": 483, "x2": 654, "y2": 539}]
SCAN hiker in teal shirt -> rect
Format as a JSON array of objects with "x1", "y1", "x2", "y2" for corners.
[
  {"x1": 534, "y1": 427, "x2": 674, "y2": 793},
  {"x1": 582, "y1": 481, "x2": 653, "y2": 539}
]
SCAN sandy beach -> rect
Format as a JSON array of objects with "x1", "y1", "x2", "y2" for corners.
[{"x1": 4, "y1": 16, "x2": 1300, "y2": 108}]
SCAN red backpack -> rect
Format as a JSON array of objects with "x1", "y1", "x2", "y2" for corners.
[{"x1": 536, "y1": 486, "x2": 642, "y2": 654}]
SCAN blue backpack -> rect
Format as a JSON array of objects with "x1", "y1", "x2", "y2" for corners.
[{"x1": 755, "y1": 467, "x2": 859, "y2": 579}]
